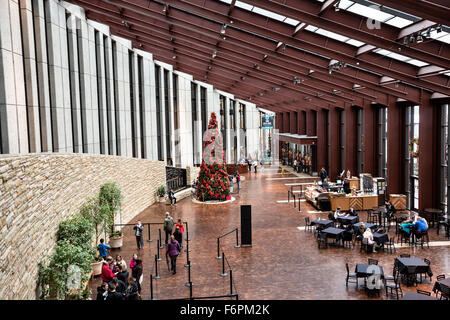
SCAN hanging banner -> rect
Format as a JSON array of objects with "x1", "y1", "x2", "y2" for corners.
[{"x1": 261, "y1": 114, "x2": 274, "y2": 129}]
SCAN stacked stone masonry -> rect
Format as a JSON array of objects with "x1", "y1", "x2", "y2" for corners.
[{"x1": 0, "y1": 153, "x2": 165, "y2": 300}]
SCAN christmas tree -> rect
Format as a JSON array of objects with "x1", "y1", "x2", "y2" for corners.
[{"x1": 196, "y1": 112, "x2": 231, "y2": 201}]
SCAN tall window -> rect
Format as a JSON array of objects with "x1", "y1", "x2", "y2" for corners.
[
  {"x1": 220, "y1": 96, "x2": 226, "y2": 155},
  {"x1": 129, "y1": 51, "x2": 137, "y2": 158},
  {"x1": 138, "y1": 56, "x2": 145, "y2": 159},
  {"x1": 239, "y1": 103, "x2": 246, "y2": 129},
  {"x1": 339, "y1": 109, "x2": 345, "y2": 173},
  {"x1": 155, "y1": 65, "x2": 163, "y2": 161},
  {"x1": 200, "y1": 87, "x2": 207, "y2": 137},
  {"x1": 191, "y1": 82, "x2": 198, "y2": 165},
  {"x1": 378, "y1": 107, "x2": 388, "y2": 178},
  {"x1": 164, "y1": 69, "x2": 171, "y2": 165},
  {"x1": 356, "y1": 108, "x2": 363, "y2": 174},
  {"x1": 405, "y1": 105, "x2": 419, "y2": 211},
  {"x1": 230, "y1": 100, "x2": 236, "y2": 162},
  {"x1": 441, "y1": 104, "x2": 449, "y2": 213}
]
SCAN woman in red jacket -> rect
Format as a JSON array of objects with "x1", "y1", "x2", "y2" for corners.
[{"x1": 101, "y1": 257, "x2": 116, "y2": 283}]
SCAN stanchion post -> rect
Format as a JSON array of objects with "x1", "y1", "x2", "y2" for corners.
[
  {"x1": 235, "y1": 228, "x2": 240, "y2": 248},
  {"x1": 184, "y1": 240, "x2": 190, "y2": 267},
  {"x1": 287, "y1": 190, "x2": 290, "y2": 203},
  {"x1": 146, "y1": 223, "x2": 152, "y2": 242},
  {"x1": 189, "y1": 281, "x2": 193, "y2": 299},
  {"x1": 216, "y1": 238, "x2": 221, "y2": 259},
  {"x1": 157, "y1": 240, "x2": 162, "y2": 261},
  {"x1": 185, "y1": 221, "x2": 191, "y2": 241},
  {"x1": 229, "y1": 269, "x2": 234, "y2": 295},
  {"x1": 159, "y1": 229, "x2": 163, "y2": 248},
  {"x1": 154, "y1": 255, "x2": 160, "y2": 279},
  {"x1": 185, "y1": 261, "x2": 193, "y2": 287},
  {"x1": 184, "y1": 233, "x2": 191, "y2": 253},
  {"x1": 150, "y1": 274, "x2": 156, "y2": 300},
  {"x1": 298, "y1": 185, "x2": 302, "y2": 213},
  {"x1": 220, "y1": 252, "x2": 228, "y2": 277}
]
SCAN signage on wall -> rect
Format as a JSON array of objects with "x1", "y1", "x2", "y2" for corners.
[{"x1": 261, "y1": 114, "x2": 274, "y2": 129}]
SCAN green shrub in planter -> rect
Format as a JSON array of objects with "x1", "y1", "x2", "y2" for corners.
[
  {"x1": 99, "y1": 182, "x2": 123, "y2": 234},
  {"x1": 157, "y1": 185, "x2": 166, "y2": 198}
]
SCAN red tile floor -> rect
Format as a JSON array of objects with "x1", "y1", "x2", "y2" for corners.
[{"x1": 89, "y1": 165, "x2": 450, "y2": 300}]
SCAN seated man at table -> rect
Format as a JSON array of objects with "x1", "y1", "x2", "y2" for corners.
[
  {"x1": 346, "y1": 206, "x2": 358, "y2": 216},
  {"x1": 385, "y1": 201, "x2": 396, "y2": 219},
  {"x1": 334, "y1": 207, "x2": 347, "y2": 219},
  {"x1": 321, "y1": 178, "x2": 330, "y2": 192},
  {"x1": 362, "y1": 228, "x2": 378, "y2": 253}
]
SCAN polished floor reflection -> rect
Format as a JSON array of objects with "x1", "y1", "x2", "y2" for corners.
[{"x1": 89, "y1": 165, "x2": 450, "y2": 300}]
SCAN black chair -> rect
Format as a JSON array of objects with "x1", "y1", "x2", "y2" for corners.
[
  {"x1": 360, "y1": 238, "x2": 374, "y2": 253},
  {"x1": 367, "y1": 209, "x2": 378, "y2": 224},
  {"x1": 436, "y1": 274, "x2": 446, "y2": 281},
  {"x1": 317, "y1": 231, "x2": 328, "y2": 249},
  {"x1": 384, "y1": 265, "x2": 398, "y2": 285},
  {"x1": 400, "y1": 254, "x2": 411, "y2": 258},
  {"x1": 417, "y1": 258, "x2": 433, "y2": 283},
  {"x1": 398, "y1": 229, "x2": 412, "y2": 246},
  {"x1": 342, "y1": 231, "x2": 353, "y2": 248},
  {"x1": 305, "y1": 217, "x2": 313, "y2": 232},
  {"x1": 385, "y1": 272, "x2": 403, "y2": 300},
  {"x1": 437, "y1": 218, "x2": 449, "y2": 237},
  {"x1": 416, "y1": 289, "x2": 431, "y2": 296},
  {"x1": 345, "y1": 263, "x2": 358, "y2": 286},
  {"x1": 383, "y1": 237, "x2": 396, "y2": 254},
  {"x1": 368, "y1": 258, "x2": 378, "y2": 265}
]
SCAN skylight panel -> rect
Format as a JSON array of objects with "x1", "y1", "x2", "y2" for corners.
[
  {"x1": 388, "y1": 52, "x2": 410, "y2": 61},
  {"x1": 437, "y1": 34, "x2": 450, "y2": 44},
  {"x1": 384, "y1": 16, "x2": 414, "y2": 28},
  {"x1": 346, "y1": 39, "x2": 365, "y2": 47},
  {"x1": 219, "y1": 0, "x2": 233, "y2": 4},
  {"x1": 347, "y1": 3, "x2": 394, "y2": 22},
  {"x1": 373, "y1": 48, "x2": 391, "y2": 56},
  {"x1": 337, "y1": 0, "x2": 354, "y2": 10},
  {"x1": 252, "y1": 6, "x2": 286, "y2": 21},
  {"x1": 315, "y1": 28, "x2": 349, "y2": 42},
  {"x1": 305, "y1": 25, "x2": 319, "y2": 32},
  {"x1": 284, "y1": 17, "x2": 300, "y2": 26},
  {"x1": 235, "y1": 1, "x2": 253, "y2": 11},
  {"x1": 405, "y1": 59, "x2": 429, "y2": 67}
]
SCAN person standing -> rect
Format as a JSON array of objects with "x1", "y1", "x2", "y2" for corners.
[
  {"x1": 96, "y1": 282, "x2": 108, "y2": 301},
  {"x1": 173, "y1": 225, "x2": 183, "y2": 251},
  {"x1": 115, "y1": 264, "x2": 129, "y2": 284},
  {"x1": 101, "y1": 257, "x2": 116, "y2": 283},
  {"x1": 97, "y1": 238, "x2": 111, "y2": 260},
  {"x1": 235, "y1": 172, "x2": 241, "y2": 192},
  {"x1": 133, "y1": 220, "x2": 144, "y2": 250},
  {"x1": 260, "y1": 159, "x2": 264, "y2": 172},
  {"x1": 164, "y1": 212, "x2": 175, "y2": 245},
  {"x1": 166, "y1": 235, "x2": 181, "y2": 275},
  {"x1": 247, "y1": 159, "x2": 252, "y2": 172},
  {"x1": 175, "y1": 219, "x2": 185, "y2": 247},
  {"x1": 168, "y1": 188, "x2": 177, "y2": 206},
  {"x1": 253, "y1": 160, "x2": 257, "y2": 173},
  {"x1": 129, "y1": 253, "x2": 138, "y2": 270},
  {"x1": 319, "y1": 167, "x2": 328, "y2": 183},
  {"x1": 125, "y1": 277, "x2": 140, "y2": 300},
  {"x1": 131, "y1": 259, "x2": 143, "y2": 294},
  {"x1": 105, "y1": 282, "x2": 124, "y2": 301}
]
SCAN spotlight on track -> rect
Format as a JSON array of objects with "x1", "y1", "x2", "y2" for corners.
[
  {"x1": 335, "y1": 1, "x2": 340, "y2": 11},
  {"x1": 220, "y1": 24, "x2": 227, "y2": 35},
  {"x1": 425, "y1": 28, "x2": 431, "y2": 39},
  {"x1": 436, "y1": 24, "x2": 442, "y2": 33},
  {"x1": 403, "y1": 36, "x2": 408, "y2": 45},
  {"x1": 416, "y1": 34, "x2": 423, "y2": 43},
  {"x1": 409, "y1": 34, "x2": 415, "y2": 43},
  {"x1": 212, "y1": 50, "x2": 217, "y2": 58}
]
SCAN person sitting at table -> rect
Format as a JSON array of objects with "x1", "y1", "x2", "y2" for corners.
[
  {"x1": 347, "y1": 206, "x2": 358, "y2": 216},
  {"x1": 353, "y1": 223, "x2": 365, "y2": 245},
  {"x1": 334, "y1": 207, "x2": 346, "y2": 220},
  {"x1": 343, "y1": 179, "x2": 351, "y2": 194},
  {"x1": 400, "y1": 220, "x2": 414, "y2": 235},
  {"x1": 363, "y1": 227, "x2": 378, "y2": 253},
  {"x1": 414, "y1": 216, "x2": 429, "y2": 233},
  {"x1": 385, "y1": 201, "x2": 396, "y2": 221}
]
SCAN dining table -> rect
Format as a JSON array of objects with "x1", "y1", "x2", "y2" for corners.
[{"x1": 401, "y1": 292, "x2": 439, "y2": 300}]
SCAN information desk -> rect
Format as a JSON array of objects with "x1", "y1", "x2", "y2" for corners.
[
  {"x1": 389, "y1": 194, "x2": 406, "y2": 210},
  {"x1": 329, "y1": 194, "x2": 378, "y2": 211}
]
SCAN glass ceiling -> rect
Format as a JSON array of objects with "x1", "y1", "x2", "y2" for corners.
[{"x1": 218, "y1": 0, "x2": 449, "y2": 73}]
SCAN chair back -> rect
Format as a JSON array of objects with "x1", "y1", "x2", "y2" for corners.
[
  {"x1": 424, "y1": 258, "x2": 431, "y2": 266},
  {"x1": 389, "y1": 237, "x2": 395, "y2": 244},
  {"x1": 305, "y1": 217, "x2": 310, "y2": 225},
  {"x1": 400, "y1": 254, "x2": 410, "y2": 258},
  {"x1": 416, "y1": 290, "x2": 431, "y2": 296},
  {"x1": 345, "y1": 263, "x2": 350, "y2": 274},
  {"x1": 368, "y1": 258, "x2": 378, "y2": 265},
  {"x1": 436, "y1": 274, "x2": 445, "y2": 281}
]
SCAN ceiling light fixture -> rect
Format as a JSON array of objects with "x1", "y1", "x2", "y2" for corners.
[
  {"x1": 220, "y1": 24, "x2": 227, "y2": 35},
  {"x1": 335, "y1": 1, "x2": 340, "y2": 11},
  {"x1": 416, "y1": 34, "x2": 423, "y2": 43},
  {"x1": 436, "y1": 24, "x2": 442, "y2": 33},
  {"x1": 212, "y1": 50, "x2": 217, "y2": 58},
  {"x1": 402, "y1": 36, "x2": 408, "y2": 45},
  {"x1": 409, "y1": 34, "x2": 415, "y2": 43},
  {"x1": 425, "y1": 28, "x2": 431, "y2": 38}
]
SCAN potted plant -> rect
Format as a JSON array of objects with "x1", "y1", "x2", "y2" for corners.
[
  {"x1": 99, "y1": 182, "x2": 123, "y2": 248},
  {"x1": 109, "y1": 230, "x2": 123, "y2": 248},
  {"x1": 157, "y1": 185, "x2": 166, "y2": 202}
]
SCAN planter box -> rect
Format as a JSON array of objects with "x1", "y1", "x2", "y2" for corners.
[
  {"x1": 91, "y1": 261, "x2": 103, "y2": 277},
  {"x1": 110, "y1": 236, "x2": 123, "y2": 248}
]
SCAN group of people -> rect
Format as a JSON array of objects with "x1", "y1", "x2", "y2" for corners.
[
  {"x1": 245, "y1": 158, "x2": 263, "y2": 173},
  {"x1": 97, "y1": 253, "x2": 143, "y2": 300}
]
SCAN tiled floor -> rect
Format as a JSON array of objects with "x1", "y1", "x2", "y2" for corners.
[{"x1": 89, "y1": 165, "x2": 450, "y2": 300}]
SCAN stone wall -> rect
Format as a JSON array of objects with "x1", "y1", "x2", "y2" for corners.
[
  {"x1": 0, "y1": 153, "x2": 165, "y2": 300},
  {"x1": 186, "y1": 166, "x2": 200, "y2": 185}
]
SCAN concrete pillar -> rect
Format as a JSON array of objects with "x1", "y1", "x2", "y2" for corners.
[
  {"x1": 32, "y1": 0, "x2": 52, "y2": 152},
  {"x1": 386, "y1": 99, "x2": 403, "y2": 195},
  {"x1": 103, "y1": 36, "x2": 116, "y2": 156},
  {"x1": 130, "y1": 52, "x2": 141, "y2": 158},
  {"x1": 67, "y1": 15, "x2": 82, "y2": 153},
  {"x1": 362, "y1": 100, "x2": 376, "y2": 175},
  {"x1": 95, "y1": 30, "x2": 108, "y2": 155},
  {"x1": 87, "y1": 24, "x2": 100, "y2": 154},
  {"x1": 19, "y1": 0, "x2": 40, "y2": 153},
  {"x1": 0, "y1": 0, "x2": 29, "y2": 154},
  {"x1": 225, "y1": 96, "x2": 231, "y2": 163},
  {"x1": 148, "y1": 60, "x2": 158, "y2": 161}
]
